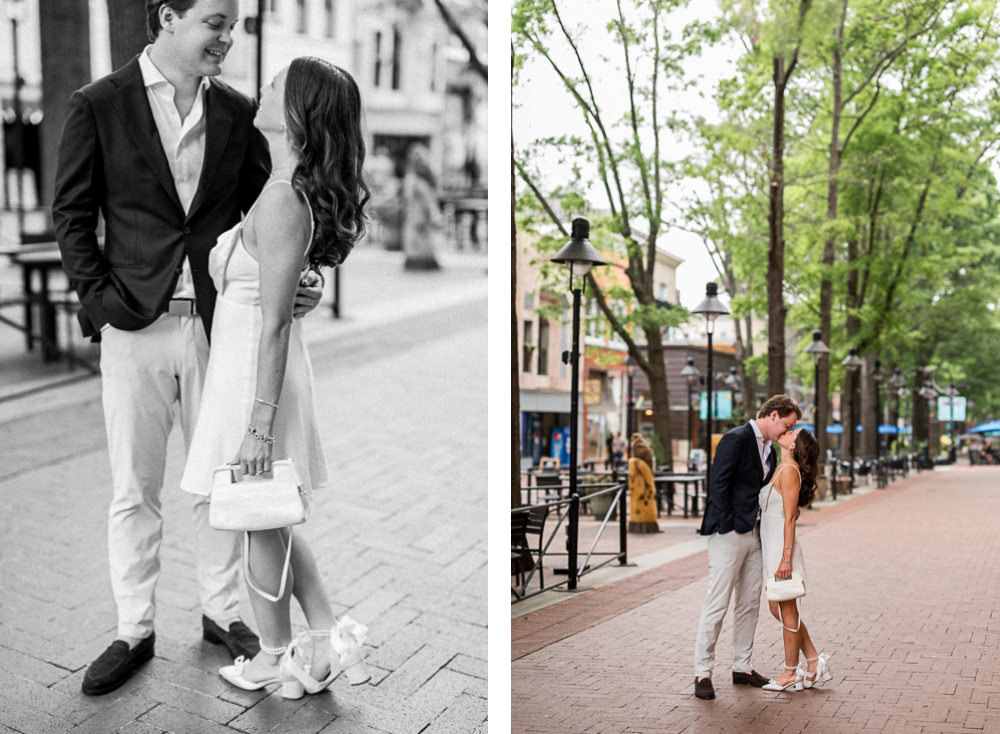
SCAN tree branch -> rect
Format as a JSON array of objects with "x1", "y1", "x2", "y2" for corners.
[{"x1": 432, "y1": 0, "x2": 487, "y2": 81}]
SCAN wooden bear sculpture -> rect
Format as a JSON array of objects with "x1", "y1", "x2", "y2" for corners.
[{"x1": 628, "y1": 434, "x2": 660, "y2": 533}]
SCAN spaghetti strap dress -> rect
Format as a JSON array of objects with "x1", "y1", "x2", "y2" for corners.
[
  {"x1": 180, "y1": 180, "x2": 331, "y2": 498},
  {"x1": 758, "y1": 464, "x2": 809, "y2": 592}
]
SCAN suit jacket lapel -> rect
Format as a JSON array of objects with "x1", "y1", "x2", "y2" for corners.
[
  {"x1": 110, "y1": 57, "x2": 185, "y2": 215},
  {"x1": 187, "y1": 81, "x2": 235, "y2": 221}
]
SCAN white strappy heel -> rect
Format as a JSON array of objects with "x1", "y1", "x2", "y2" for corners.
[
  {"x1": 762, "y1": 664, "x2": 804, "y2": 691},
  {"x1": 800, "y1": 653, "x2": 833, "y2": 688}
]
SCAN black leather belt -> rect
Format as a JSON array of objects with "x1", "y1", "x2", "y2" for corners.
[{"x1": 166, "y1": 298, "x2": 198, "y2": 316}]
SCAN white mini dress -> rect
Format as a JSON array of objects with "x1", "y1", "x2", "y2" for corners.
[
  {"x1": 758, "y1": 464, "x2": 810, "y2": 593},
  {"x1": 180, "y1": 181, "x2": 331, "y2": 498}
]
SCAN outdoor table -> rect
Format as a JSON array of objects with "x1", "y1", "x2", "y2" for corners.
[
  {"x1": 10, "y1": 245, "x2": 62, "y2": 362},
  {"x1": 653, "y1": 473, "x2": 706, "y2": 518}
]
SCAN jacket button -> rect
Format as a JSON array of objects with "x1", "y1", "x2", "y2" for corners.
[
  {"x1": 183, "y1": 227, "x2": 191, "y2": 235},
  {"x1": 175, "y1": 268, "x2": 182, "y2": 275}
]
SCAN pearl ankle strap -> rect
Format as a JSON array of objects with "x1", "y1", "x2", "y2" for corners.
[
  {"x1": 309, "y1": 629, "x2": 332, "y2": 638},
  {"x1": 261, "y1": 643, "x2": 288, "y2": 656},
  {"x1": 784, "y1": 664, "x2": 798, "y2": 670}
]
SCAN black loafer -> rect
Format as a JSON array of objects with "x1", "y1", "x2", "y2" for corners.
[
  {"x1": 81, "y1": 633, "x2": 155, "y2": 696},
  {"x1": 202, "y1": 616, "x2": 260, "y2": 659},
  {"x1": 694, "y1": 677, "x2": 715, "y2": 699},
  {"x1": 733, "y1": 669, "x2": 771, "y2": 687}
]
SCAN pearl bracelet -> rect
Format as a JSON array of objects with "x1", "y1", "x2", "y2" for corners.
[{"x1": 247, "y1": 425, "x2": 275, "y2": 445}]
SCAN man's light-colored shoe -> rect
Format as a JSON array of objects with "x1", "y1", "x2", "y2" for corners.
[{"x1": 761, "y1": 665, "x2": 803, "y2": 692}]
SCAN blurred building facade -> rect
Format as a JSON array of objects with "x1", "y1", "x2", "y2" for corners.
[{"x1": 0, "y1": 0, "x2": 486, "y2": 248}]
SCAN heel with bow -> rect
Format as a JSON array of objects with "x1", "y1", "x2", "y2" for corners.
[
  {"x1": 800, "y1": 653, "x2": 832, "y2": 689},
  {"x1": 762, "y1": 665, "x2": 804, "y2": 692},
  {"x1": 330, "y1": 616, "x2": 371, "y2": 686}
]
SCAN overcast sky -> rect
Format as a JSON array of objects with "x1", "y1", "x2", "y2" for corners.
[{"x1": 513, "y1": 0, "x2": 745, "y2": 310}]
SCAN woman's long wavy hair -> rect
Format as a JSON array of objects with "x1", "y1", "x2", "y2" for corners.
[
  {"x1": 792, "y1": 429, "x2": 820, "y2": 507},
  {"x1": 284, "y1": 57, "x2": 370, "y2": 269}
]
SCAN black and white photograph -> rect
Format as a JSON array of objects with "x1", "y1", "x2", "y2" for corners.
[{"x1": 0, "y1": 0, "x2": 488, "y2": 731}]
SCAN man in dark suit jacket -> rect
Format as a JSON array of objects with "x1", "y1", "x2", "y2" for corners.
[
  {"x1": 692, "y1": 395, "x2": 801, "y2": 699},
  {"x1": 52, "y1": 0, "x2": 319, "y2": 696}
]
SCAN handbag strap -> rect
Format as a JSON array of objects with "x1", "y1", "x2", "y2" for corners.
[
  {"x1": 243, "y1": 529, "x2": 294, "y2": 603},
  {"x1": 777, "y1": 597, "x2": 802, "y2": 633}
]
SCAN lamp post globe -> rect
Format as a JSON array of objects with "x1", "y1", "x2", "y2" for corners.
[
  {"x1": 804, "y1": 330, "x2": 830, "y2": 449},
  {"x1": 692, "y1": 283, "x2": 730, "y2": 489},
  {"x1": 550, "y1": 217, "x2": 605, "y2": 590}
]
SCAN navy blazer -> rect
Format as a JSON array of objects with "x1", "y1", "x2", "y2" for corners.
[
  {"x1": 53, "y1": 55, "x2": 270, "y2": 340},
  {"x1": 699, "y1": 422, "x2": 777, "y2": 536}
]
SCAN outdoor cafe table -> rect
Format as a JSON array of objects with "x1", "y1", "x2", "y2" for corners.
[{"x1": 653, "y1": 473, "x2": 707, "y2": 518}]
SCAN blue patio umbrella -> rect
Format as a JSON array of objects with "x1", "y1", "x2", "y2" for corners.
[
  {"x1": 826, "y1": 424, "x2": 843, "y2": 434},
  {"x1": 969, "y1": 420, "x2": 1000, "y2": 434},
  {"x1": 878, "y1": 424, "x2": 898, "y2": 434}
]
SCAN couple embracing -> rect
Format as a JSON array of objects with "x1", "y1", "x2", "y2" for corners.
[
  {"x1": 53, "y1": 0, "x2": 370, "y2": 699},
  {"x1": 693, "y1": 395, "x2": 833, "y2": 698}
]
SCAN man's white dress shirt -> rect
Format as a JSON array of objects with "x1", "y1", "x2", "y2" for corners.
[{"x1": 138, "y1": 46, "x2": 209, "y2": 300}]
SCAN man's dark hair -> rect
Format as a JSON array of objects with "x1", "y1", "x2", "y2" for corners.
[
  {"x1": 147, "y1": 0, "x2": 199, "y2": 42},
  {"x1": 757, "y1": 394, "x2": 802, "y2": 421}
]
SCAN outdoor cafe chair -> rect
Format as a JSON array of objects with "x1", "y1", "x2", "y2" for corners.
[
  {"x1": 523, "y1": 505, "x2": 549, "y2": 589},
  {"x1": 511, "y1": 510, "x2": 531, "y2": 592}
]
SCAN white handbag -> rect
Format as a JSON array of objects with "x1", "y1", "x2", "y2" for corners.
[
  {"x1": 209, "y1": 459, "x2": 309, "y2": 603},
  {"x1": 766, "y1": 571, "x2": 806, "y2": 602},
  {"x1": 766, "y1": 571, "x2": 806, "y2": 632}
]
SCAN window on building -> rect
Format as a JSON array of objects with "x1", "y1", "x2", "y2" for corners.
[
  {"x1": 538, "y1": 318, "x2": 550, "y2": 376},
  {"x1": 324, "y1": 0, "x2": 334, "y2": 37},
  {"x1": 296, "y1": 0, "x2": 306, "y2": 33},
  {"x1": 391, "y1": 26, "x2": 401, "y2": 90},
  {"x1": 269, "y1": 0, "x2": 277, "y2": 12},
  {"x1": 431, "y1": 43, "x2": 437, "y2": 91},
  {"x1": 524, "y1": 292, "x2": 534, "y2": 310},
  {"x1": 523, "y1": 321, "x2": 534, "y2": 373},
  {"x1": 374, "y1": 32, "x2": 383, "y2": 87}
]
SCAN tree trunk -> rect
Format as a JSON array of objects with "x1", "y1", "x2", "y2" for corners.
[
  {"x1": 108, "y1": 0, "x2": 148, "y2": 71},
  {"x1": 511, "y1": 51, "x2": 521, "y2": 509},
  {"x1": 38, "y1": 0, "x2": 91, "y2": 208},
  {"x1": 767, "y1": 55, "x2": 791, "y2": 397},
  {"x1": 644, "y1": 327, "x2": 673, "y2": 468}
]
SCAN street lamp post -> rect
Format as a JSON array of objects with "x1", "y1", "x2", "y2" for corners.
[
  {"x1": 872, "y1": 359, "x2": 885, "y2": 487},
  {"x1": 841, "y1": 347, "x2": 863, "y2": 487},
  {"x1": 681, "y1": 357, "x2": 700, "y2": 469},
  {"x1": 692, "y1": 283, "x2": 730, "y2": 492},
  {"x1": 623, "y1": 354, "x2": 637, "y2": 458},
  {"x1": 7, "y1": 0, "x2": 25, "y2": 237},
  {"x1": 804, "y1": 330, "x2": 831, "y2": 448},
  {"x1": 551, "y1": 217, "x2": 606, "y2": 591}
]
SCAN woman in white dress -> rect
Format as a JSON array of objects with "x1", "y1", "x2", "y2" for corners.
[
  {"x1": 180, "y1": 57, "x2": 371, "y2": 698},
  {"x1": 759, "y1": 428, "x2": 834, "y2": 692}
]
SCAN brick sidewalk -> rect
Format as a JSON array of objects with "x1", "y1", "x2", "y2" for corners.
[
  {"x1": 513, "y1": 467, "x2": 1000, "y2": 733},
  {"x1": 0, "y1": 289, "x2": 487, "y2": 733}
]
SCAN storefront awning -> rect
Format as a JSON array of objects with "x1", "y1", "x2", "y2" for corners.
[{"x1": 520, "y1": 390, "x2": 571, "y2": 414}]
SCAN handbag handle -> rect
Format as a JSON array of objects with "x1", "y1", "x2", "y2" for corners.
[
  {"x1": 777, "y1": 597, "x2": 801, "y2": 633},
  {"x1": 243, "y1": 529, "x2": 293, "y2": 603}
]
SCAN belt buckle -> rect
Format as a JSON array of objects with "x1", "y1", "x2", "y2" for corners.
[{"x1": 167, "y1": 298, "x2": 197, "y2": 316}]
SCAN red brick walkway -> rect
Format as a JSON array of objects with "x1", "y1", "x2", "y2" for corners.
[{"x1": 512, "y1": 467, "x2": 998, "y2": 733}]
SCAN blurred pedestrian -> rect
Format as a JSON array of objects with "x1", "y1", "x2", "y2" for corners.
[
  {"x1": 52, "y1": 0, "x2": 321, "y2": 696},
  {"x1": 605, "y1": 431, "x2": 615, "y2": 469},
  {"x1": 613, "y1": 432, "x2": 626, "y2": 465},
  {"x1": 402, "y1": 144, "x2": 442, "y2": 270}
]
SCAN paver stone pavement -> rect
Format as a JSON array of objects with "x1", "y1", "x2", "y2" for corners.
[
  {"x1": 512, "y1": 466, "x2": 1000, "y2": 733},
  {"x1": 0, "y1": 254, "x2": 487, "y2": 733}
]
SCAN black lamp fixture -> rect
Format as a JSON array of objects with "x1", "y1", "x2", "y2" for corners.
[
  {"x1": 804, "y1": 330, "x2": 830, "y2": 438},
  {"x1": 692, "y1": 283, "x2": 730, "y2": 490},
  {"x1": 550, "y1": 217, "x2": 606, "y2": 591},
  {"x1": 841, "y1": 347, "x2": 863, "y2": 487}
]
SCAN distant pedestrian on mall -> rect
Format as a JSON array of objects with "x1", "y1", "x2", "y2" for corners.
[
  {"x1": 401, "y1": 143, "x2": 442, "y2": 271},
  {"x1": 693, "y1": 395, "x2": 800, "y2": 700},
  {"x1": 52, "y1": 0, "x2": 321, "y2": 696},
  {"x1": 181, "y1": 57, "x2": 372, "y2": 698},
  {"x1": 756, "y1": 428, "x2": 833, "y2": 691},
  {"x1": 613, "y1": 432, "x2": 626, "y2": 465},
  {"x1": 605, "y1": 431, "x2": 616, "y2": 469}
]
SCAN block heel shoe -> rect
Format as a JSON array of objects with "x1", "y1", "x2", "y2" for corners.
[
  {"x1": 331, "y1": 616, "x2": 372, "y2": 686},
  {"x1": 219, "y1": 643, "x2": 305, "y2": 699}
]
